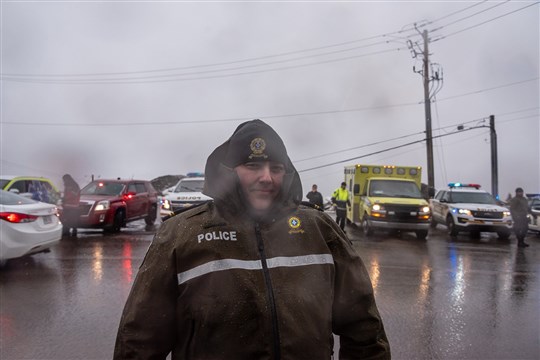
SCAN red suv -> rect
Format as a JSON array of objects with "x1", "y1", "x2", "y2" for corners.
[{"x1": 77, "y1": 179, "x2": 158, "y2": 232}]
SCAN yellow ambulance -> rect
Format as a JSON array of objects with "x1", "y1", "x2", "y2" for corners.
[{"x1": 344, "y1": 164, "x2": 431, "y2": 239}]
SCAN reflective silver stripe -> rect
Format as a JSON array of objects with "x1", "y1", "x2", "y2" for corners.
[
  {"x1": 266, "y1": 254, "x2": 334, "y2": 269},
  {"x1": 177, "y1": 254, "x2": 334, "y2": 285}
]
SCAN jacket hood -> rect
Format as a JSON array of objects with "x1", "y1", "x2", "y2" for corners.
[{"x1": 203, "y1": 120, "x2": 302, "y2": 217}]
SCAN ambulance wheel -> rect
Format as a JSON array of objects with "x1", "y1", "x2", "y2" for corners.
[
  {"x1": 362, "y1": 217, "x2": 373, "y2": 237},
  {"x1": 416, "y1": 230, "x2": 428, "y2": 240},
  {"x1": 430, "y1": 218, "x2": 437, "y2": 229}
]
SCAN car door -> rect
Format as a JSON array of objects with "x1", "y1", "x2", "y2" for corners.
[
  {"x1": 125, "y1": 182, "x2": 143, "y2": 219},
  {"x1": 135, "y1": 182, "x2": 149, "y2": 216}
]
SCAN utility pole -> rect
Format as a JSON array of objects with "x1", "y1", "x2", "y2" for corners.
[
  {"x1": 409, "y1": 27, "x2": 442, "y2": 195},
  {"x1": 422, "y1": 30, "x2": 435, "y2": 193},
  {"x1": 489, "y1": 115, "x2": 499, "y2": 198}
]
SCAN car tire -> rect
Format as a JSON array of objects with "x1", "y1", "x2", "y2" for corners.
[
  {"x1": 416, "y1": 230, "x2": 428, "y2": 240},
  {"x1": 362, "y1": 216, "x2": 373, "y2": 237},
  {"x1": 105, "y1": 209, "x2": 125, "y2": 233},
  {"x1": 447, "y1": 216, "x2": 459, "y2": 237},
  {"x1": 145, "y1": 204, "x2": 157, "y2": 226},
  {"x1": 497, "y1": 230, "x2": 511, "y2": 240}
]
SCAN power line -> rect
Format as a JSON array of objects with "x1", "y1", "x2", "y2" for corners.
[
  {"x1": 431, "y1": 2, "x2": 539, "y2": 42},
  {"x1": 297, "y1": 125, "x2": 496, "y2": 173},
  {"x1": 2, "y1": 77, "x2": 536, "y2": 127},
  {"x1": 2, "y1": 47, "x2": 406, "y2": 85}
]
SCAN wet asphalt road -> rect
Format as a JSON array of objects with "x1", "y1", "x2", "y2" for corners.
[{"x1": 1, "y1": 218, "x2": 539, "y2": 360}]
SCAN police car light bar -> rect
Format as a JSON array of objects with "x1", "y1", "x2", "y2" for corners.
[
  {"x1": 186, "y1": 172, "x2": 205, "y2": 178},
  {"x1": 448, "y1": 182, "x2": 481, "y2": 189}
]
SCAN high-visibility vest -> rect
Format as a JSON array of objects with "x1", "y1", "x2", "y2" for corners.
[{"x1": 332, "y1": 188, "x2": 349, "y2": 202}]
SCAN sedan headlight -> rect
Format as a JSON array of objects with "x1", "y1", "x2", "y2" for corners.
[{"x1": 94, "y1": 200, "x2": 110, "y2": 211}]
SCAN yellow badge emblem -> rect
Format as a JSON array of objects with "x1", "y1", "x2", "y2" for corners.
[{"x1": 288, "y1": 216, "x2": 304, "y2": 234}]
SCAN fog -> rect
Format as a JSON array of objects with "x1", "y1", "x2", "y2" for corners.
[{"x1": 1, "y1": 1, "x2": 538, "y2": 199}]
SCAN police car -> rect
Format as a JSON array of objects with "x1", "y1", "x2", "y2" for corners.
[
  {"x1": 430, "y1": 183, "x2": 512, "y2": 238},
  {"x1": 161, "y1": 173, "x2": 212, "y2": 216},
  {"x1": 528, "y1": 197, "x2": 540, "y2": 234}
]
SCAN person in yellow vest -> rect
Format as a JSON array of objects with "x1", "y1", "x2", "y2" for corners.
[{"x1": 332, "y1": 181, "x2": 351, "y2": 232}]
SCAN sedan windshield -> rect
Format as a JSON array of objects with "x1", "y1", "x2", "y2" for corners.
[{"x1": 81, "y1": 182, "x2": 126, "y2": 196}]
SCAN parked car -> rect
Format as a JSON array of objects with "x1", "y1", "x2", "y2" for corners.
[
  {"x1": 0, "y1": 190, "x2": 62, "y2": 266},
  {"x1": 0, "y1": 175, "x2": 61, "y2": 205},
  {"x1": 528, "y1": 197, "x2": 540, "y2": 234},
  {"x1": 161, "y1": 174, "x2": 211, "y2": 217},
  {"x1": 430, "y1": 183, "x2": 512, "y2": 239},
  {"x1": 77, "y1": 179, "x2": 159, "y2": 232}
]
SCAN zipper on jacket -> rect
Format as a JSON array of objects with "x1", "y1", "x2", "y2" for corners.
[{"x1": 254, "y1": 222, "x2": 281, "y2": 360}]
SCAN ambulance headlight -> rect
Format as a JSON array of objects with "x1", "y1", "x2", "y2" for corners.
[
  {"x1": 371, "y1": 204, "x2": 386, "y2": 216},
  {"x1": 420, "y1": 206, "x2": 430, "y2": 214}
]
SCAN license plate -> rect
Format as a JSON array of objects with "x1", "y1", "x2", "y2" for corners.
[{"x1": 43, "y1": 215, "x2": 52, "y2": 224}]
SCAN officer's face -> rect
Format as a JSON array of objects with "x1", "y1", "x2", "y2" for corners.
[{"x1": 235, "y1": 161, "x2": 285, "y2": 213}]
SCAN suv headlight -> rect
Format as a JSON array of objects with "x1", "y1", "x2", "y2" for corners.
[
  {"x1": 95, "y1": 200, "x2": 110, "y2": 211},
  {"x1": 453, "y1": 208, "x2": 472, "y2": 216},
  {"x1": 161, "y1": 198, "x2": 171, "y2": 210},
  {"x1": 503, "y1": 211, "x2": 511, "y2": 217}
]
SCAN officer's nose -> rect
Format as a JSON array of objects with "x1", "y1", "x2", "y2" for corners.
[{"x1": 259, "y1": 163, "x2": 272, "y2": 183}]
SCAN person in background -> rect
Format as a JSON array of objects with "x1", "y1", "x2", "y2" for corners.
[
  {"x1": 61, "y1": 174, "x2": 81, "y2": 236},
  {"x1": 114, "y1": 119, "x2": 390, "y2": 360},
  {"x1": 306, "y1": 183, "x2": 324, "y2": 211},
  {"x1": 332, "y1": 181, "x2": 351, "y2": 232},
  {"x1": 509, "y1": 187, "x2": 530, "y2": 248}
]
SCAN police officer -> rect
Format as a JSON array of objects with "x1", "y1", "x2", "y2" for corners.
[
  {"x1": 332, "y1": 181, "x2": 351, "y2": 232},
  {"x1": 306, "y1": 183, "x2": 324, "y2": 210},
  {"x1": 114, "y1": 119, "x2": 390, "y2": 360},
  {"x1": 509, "y1": 187, "x2": 530, "y2": 247}
]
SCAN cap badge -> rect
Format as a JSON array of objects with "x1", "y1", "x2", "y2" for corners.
[{"x1": 249, "y1": 137, "x2": 268, "y2": 160}]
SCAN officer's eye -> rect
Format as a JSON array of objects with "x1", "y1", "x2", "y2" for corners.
[
  {"x1": 270, "y1": 165, "x2": 285, "y2": 173},
  {"x1": 244, "y1": 162, "x2": 262, "y2": 170}
]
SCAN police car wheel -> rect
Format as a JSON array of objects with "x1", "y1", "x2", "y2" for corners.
[{"x1": 447, "y1": 216, "x2": 458, "y2": 237}]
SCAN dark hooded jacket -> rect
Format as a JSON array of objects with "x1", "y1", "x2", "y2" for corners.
[{"x1": 114, "y1": 120, "x2": 390, "y2": 360}]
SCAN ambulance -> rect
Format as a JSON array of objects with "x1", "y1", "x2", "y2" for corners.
[{"x1": 344, "y1": 164, "x2": 431, "y2": 239}]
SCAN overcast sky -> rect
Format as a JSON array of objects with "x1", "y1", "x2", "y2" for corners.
[{"x1": 1, "y1": 1, "x2": 538, "y2": 199}]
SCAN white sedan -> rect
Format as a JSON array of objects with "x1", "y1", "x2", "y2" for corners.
[{"x1": 0, "y1": 190, "x2": 62, "y2": 266}]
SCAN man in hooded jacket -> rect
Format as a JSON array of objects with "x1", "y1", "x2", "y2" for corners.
[{"x1": 114, "y1": 119, "x2": 390, "y2": 360}]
